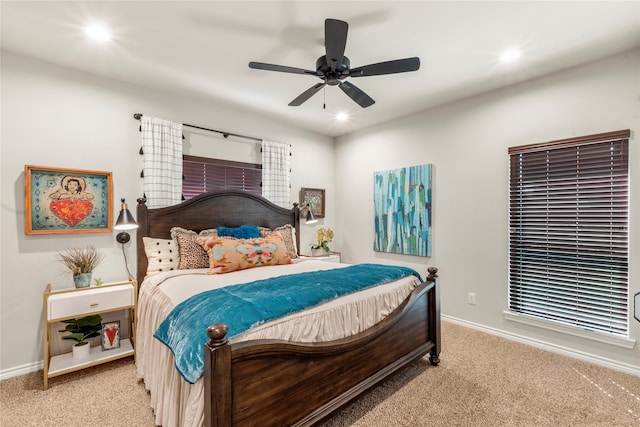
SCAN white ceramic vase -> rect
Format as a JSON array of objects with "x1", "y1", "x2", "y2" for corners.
[
  {"x1": 72, "y1": 342, "x2": 90, "y2": 359},
  {"x1": 311, "y1": 248, "x2": 328, "y2": 257}
]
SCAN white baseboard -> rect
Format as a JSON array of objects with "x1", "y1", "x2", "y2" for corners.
[
  {"x1": 0, "y1": 361, "x2": 43, "y2": 381},
  {"x1": 3, "y1": 318, "x2": 637, "y2": 381},
  {"x1": 443, "y1": 315, "x2": 640, "y2": 377}
]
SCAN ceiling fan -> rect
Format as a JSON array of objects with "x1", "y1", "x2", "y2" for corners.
[{"x1": 248, "y1": 18, "x2": 420, "y2": 108}]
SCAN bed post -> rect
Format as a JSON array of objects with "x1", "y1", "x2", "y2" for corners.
[
  {"x1": 136, "y1": 197, "x2": 149, "y2": 287},
  {"x1": 204, "y1": 323, "x2": 232, "y2": 427},
  {"x1": 426, "y1": 267, "x2": 441, "y2": 366},
  {"x1": 292, "y1": 202, "x2": 301, "y2": 255}
]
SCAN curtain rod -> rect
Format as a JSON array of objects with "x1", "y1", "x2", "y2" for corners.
[{"x1": 133, "y1": 113, "x2": 262, "y2": 143}]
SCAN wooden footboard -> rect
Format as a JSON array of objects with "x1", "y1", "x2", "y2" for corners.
[{"x1": 203, "y1": 267, "x2": 440, "y2": 427}]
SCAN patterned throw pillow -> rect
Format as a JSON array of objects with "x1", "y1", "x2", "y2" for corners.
[
  {"x1": 259, "y1": 224, "x2": 298, "y2": 259},
  {"x1": 197, "y1": 233, "x2": 292, "y2": 274},
  {"x1": 171, "y1": 227, "x2": 219, "y2": 269},
  {"x1": 142, "y1": 237, "x2": 177, "y2": 277}
]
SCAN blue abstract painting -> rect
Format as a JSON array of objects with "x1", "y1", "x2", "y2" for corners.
[{"x1": 374, "y1": 164, "x2": 432, "y2": 256}]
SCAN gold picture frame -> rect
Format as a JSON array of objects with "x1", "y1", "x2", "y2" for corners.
[
  {"x1": 300, "y1": 187, "x2": 325, "y2": 218},
  {"x1": 24, "y1": 165, "x2": 113, "y2": 235}
]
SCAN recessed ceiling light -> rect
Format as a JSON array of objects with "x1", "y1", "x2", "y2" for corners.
[
  {"x1": 500, "y1": 49, "x2": 521, "y2": 63},
  {"x1": 336, "y1": 112, "x2": 349, "y2": 121},
  {"x1": 85, "y1": 24, "x2": 112, "y2": 42}
]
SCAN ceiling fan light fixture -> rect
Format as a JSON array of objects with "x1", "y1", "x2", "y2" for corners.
[{"x1": 336, "y1": 112, "x2": 349, "y2": 121}]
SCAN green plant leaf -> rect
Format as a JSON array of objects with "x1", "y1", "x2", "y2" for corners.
[
  {"x1": 61, "y1": 333, "x2": 85, "y2": 342},
  {"x1": 76, "y1": 315, "x2": 102, "y2": 327},
  {"x1": 59, "y1": 314, "x2": 102, "y2": 341}
]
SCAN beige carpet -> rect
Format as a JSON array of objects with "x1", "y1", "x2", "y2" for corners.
[{"x1": 1, "y1": 321, "x2": 639, "y2": 426}]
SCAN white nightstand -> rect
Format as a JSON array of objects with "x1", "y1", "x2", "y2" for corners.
[
  {"x1": 42, "y1": 280, "x2": 137, "y2": 389},
  {"x1": 298, "y1": 251, "x2": 341, "y2": 263}
]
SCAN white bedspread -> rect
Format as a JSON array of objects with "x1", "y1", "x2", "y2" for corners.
[{"x1": 135, "y1": 260, "x2": 421, "y2": 427}]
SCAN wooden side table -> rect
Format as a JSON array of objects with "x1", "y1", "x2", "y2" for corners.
[{"x1": 42, "y1": 280, "x2": 137, "y2": 389}]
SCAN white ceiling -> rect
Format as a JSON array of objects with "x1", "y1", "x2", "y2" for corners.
[{"x1": 2, "y1": 1, "x2": 639, "y2": 137}]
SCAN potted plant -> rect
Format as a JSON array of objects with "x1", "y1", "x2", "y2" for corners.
[
  {"x1": 311, "y1": 227, "x2": 334, "y2": 256},
  {"x1": 57, "y1": 246, "x2": 104, "y2": 288},
  {"x1": 59, "y1": 314, "x2": 103, "y2": 359}
]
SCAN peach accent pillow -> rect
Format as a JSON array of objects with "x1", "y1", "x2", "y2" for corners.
[{"x1": 197, "y1": 233, "x2": 292, "y2": 274}]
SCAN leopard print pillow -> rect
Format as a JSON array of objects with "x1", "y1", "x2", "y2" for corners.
[{"x1": 170, "y1": 227, "x2": 218, "y2": 269}]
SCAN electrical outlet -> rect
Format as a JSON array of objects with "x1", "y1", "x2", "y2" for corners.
[{"x1": 467, "y1": 292, "x2": 477, "y2": 305}]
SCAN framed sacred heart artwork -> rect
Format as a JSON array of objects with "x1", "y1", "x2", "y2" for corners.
[{"x1": 24, "y1": 165, "x2": 113, "y2": 235}]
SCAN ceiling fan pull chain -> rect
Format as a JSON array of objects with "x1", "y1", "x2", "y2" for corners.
[{"x1": 323, "y1": 85, "x2": 326, "y2": 109}]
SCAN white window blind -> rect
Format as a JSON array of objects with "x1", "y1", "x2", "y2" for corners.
[
  {"x1": 183, "y1": 155, "x2": 262, "y2": 200},
  {"x1": 508, "y1": 130, "x2": 630, "y2": 337}
]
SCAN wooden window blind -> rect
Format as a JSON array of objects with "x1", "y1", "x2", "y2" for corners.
[
  {"x1": 508, "y1": 130, "x2": 630, "y2": 337},
  {"x1": 182, "y1": 155, "x2": 262, "y2": 200}
]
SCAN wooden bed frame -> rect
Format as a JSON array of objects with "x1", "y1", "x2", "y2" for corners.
[{"x1": 136, "y1": 190, "x2": 440, "y2": 427}]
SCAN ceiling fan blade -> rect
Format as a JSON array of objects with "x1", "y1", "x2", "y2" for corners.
[
  {"x1": 325, "y1": 19, "x2": 348, "y2": 71},
  {"x1": 339, "y1": 81, "x2": 375, "y2": 108},
  {"x1": 249, "y1": 61, "x2": 317, "y2": 76},
  {"x1": 350, "y1": 57, "x2": 420, "y2": 77},
  {"x1": 289, "y1": 82, "x2": 326, "y2": 106}
]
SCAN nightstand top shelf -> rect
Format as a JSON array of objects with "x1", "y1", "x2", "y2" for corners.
[
  {"x1": 298, "y1": 251, "x2": 341, "y2": 263},
  {"x1": 44, "y1": 279, "x2": 135, "y2": 296}
]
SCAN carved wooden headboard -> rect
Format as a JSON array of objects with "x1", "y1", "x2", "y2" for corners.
[{"x1": 136, "y1": 190, "x2": 300, "y2": 286}]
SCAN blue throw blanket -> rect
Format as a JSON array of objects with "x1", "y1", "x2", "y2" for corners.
[{"x1": 154, "y1": 263, "x2": 421, "y2": 384}]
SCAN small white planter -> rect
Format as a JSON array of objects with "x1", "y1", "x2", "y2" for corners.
[
  {"x1": 311, "y1": 248, "x2": 329, "y2": 257},
  {"x1": 72, "y1": 342, "x2": 90, "y2": 359}
]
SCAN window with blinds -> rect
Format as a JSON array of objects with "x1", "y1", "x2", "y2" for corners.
[
  {"x1": 508, "y1": 130, "x2": 630, "y2": 337},
  {"x1": 182, "y1": 155, "x2": 262, "y2": 200}
]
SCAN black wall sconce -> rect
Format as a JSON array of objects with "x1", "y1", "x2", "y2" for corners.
[
  {"x1": 114, "y1": 198, "x2": 138, "y2": 243},
  {"x1": 300, "y1": 204, "x2": 318, "y2": 225},
  {"x1": 114, "y1": 198, "x2": 138, "y2": 279}
]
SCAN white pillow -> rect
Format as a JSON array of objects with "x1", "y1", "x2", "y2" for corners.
[{"x1": 143, "y1": 237, "x2": 177, "y2": 277}]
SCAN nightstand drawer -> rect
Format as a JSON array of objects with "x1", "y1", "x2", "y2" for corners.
[{"x1": 47, "y1": 284, "x2": 134, "y2": 321}]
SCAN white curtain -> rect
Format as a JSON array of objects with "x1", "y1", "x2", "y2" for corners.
[
  {"x1": 261, "y1": 140, "x2": 291, "y2": 208},
  {"x1": 141, "y1": 116, "x2": 183, "y2": 208}
]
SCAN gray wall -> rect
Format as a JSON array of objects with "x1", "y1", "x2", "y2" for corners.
[
  {"x1": 0, "y1": 51, "x2": 335, "y2": 375},
  {"x1": 335, "y1": 48, "x2": 640, "y2": 373}
]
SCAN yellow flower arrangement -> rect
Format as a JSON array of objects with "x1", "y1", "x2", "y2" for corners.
[{"x1": 311, "y1": 227, "x2": 334, "y2": 252}]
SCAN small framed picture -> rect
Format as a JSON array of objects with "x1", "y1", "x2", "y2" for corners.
[
  {"x1": 101, "y1": 321, "x2": 121, "y2": 351},
  {"x1": 300, "y1": 187, "x2": 325, "y2": 218}
]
